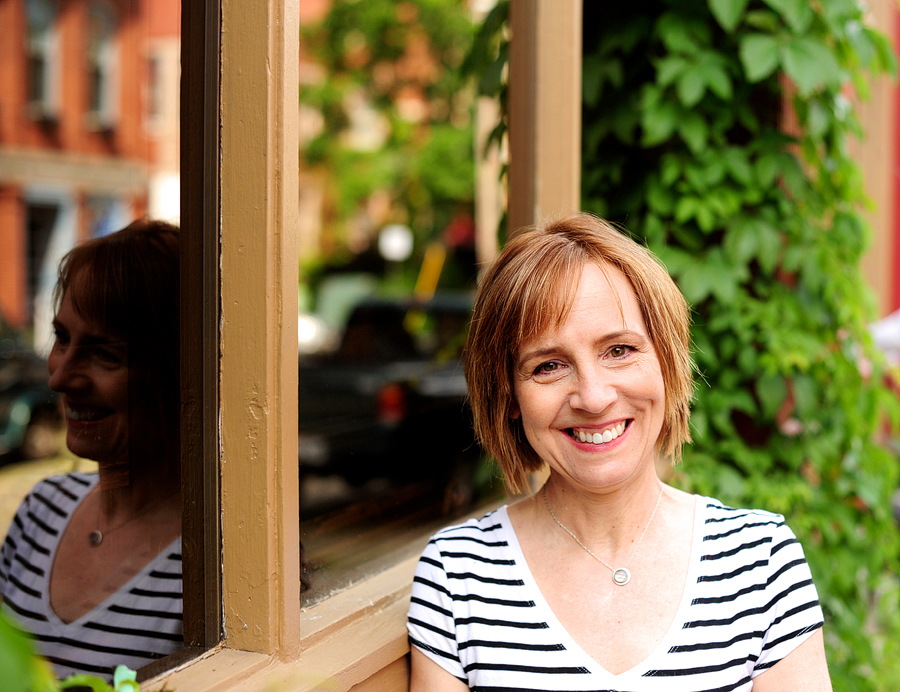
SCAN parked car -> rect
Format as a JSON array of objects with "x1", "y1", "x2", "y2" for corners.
[
  {"x1": 298, "y1": 293, "x2": 478, "y2": 487},
  {"x1": 0, "y1": 317, "x2": 61, "y2": 461}
]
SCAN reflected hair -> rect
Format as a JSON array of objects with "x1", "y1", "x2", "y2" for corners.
[
  {"x1": 54, "y1": 219, "x2": 180, "y2": 467},
  {"x1": 463, "y1": 213, "x2": 693, "y2": 494}
]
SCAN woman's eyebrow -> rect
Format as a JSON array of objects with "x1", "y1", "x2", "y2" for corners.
[
  {"x1": 517, "y1": 330, "x2": 649, "y2": 365},
  {"x1": 51, "y1": 319, "x2": 124, "y2": 346},
  {"x1": 517, "y1": 346, "x2": 560, "y2": 367}
]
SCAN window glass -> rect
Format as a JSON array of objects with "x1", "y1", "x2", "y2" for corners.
[
  {"x1": 0, "y1": 0, "x2": 183, "y2": 683},
  {"x1": 24, "y1": 0, "x2": 58, "y2": 119},
  {"x1": 86, "y1": 3, "x2": 117, "y2": 130},
  {"x1": 299, "y1": 0, "x2": 502, "y2": 604}
]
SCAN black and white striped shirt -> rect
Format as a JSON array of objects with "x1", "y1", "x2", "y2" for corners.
[
  {"x1": 408, "y1": 497, "x2": 823, "y2": 692},
  {"x1": 0, "y1": 472, "x2": 182, "y2": 681}
]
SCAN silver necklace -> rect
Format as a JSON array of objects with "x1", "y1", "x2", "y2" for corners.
[
  {"x1": 88, "y1": 493, "x2": 167, "y2": 547},
  {"x1": 542, "y1": 484, "x2": 664, "y2": 586}
]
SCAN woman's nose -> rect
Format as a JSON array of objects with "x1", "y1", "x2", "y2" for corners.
[
  {"x1": 569, "y1": 368, "x2": 617, "y2": 413},
  {"x1": 48, "y1": 347, "x2": 89, "y2": 393}
]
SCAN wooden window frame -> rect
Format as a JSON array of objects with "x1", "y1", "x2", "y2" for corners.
[{"x1": 145, "y1": 1, "x2": 582, "y2": 689}]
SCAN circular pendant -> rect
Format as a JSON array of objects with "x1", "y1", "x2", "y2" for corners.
[
  {"x1": 89, "y1": 530, "x2": 103, "y2": 547},
  {"x1": 612, "y1": 567, "x2": 631, "y2": 586}
]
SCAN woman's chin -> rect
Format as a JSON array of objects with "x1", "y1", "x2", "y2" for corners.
[{"x1": 65, "y1": 427, "x2": 125, "y2": 465}]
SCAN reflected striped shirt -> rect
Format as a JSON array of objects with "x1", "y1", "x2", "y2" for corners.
[
  {"x1": 0, "y1": 472, "x2": 182, "y2": 681},
  {"x1": 407, "y1": 497, "x2": 823, "y2": 692}
]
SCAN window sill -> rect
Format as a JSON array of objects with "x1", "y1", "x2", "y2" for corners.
[
  {"x1": 144, "y1": 498, "x2": 505, "y2": 691},
  {"x1": 143, "y1": 535, "x2": 425, "y2": 691}
]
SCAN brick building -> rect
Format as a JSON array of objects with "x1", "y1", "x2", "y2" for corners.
[{"x1": 0, "y1": 0, "x2": 179, "y2": 352}]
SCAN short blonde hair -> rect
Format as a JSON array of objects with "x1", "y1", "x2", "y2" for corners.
[{"x1": 464, "y1": 213, "x2": 693, "y2": 494}]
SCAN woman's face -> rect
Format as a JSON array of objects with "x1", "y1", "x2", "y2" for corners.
[
  {"x1": 512, "y1": 262, "x2": 666, "y2": 494},
  {"x1": 47, "y1": 290, "x2": 131, "y2": 464}
]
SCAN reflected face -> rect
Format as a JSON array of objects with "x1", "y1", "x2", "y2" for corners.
[
  {"x1": 512, "y1": 262, "x2": 666, "y2": 493},
  {"x1": 47, "y1": 290, "x2": 130, "y2": 464}
]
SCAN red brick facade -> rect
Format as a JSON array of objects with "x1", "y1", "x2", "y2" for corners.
[{"x1": 0, "y1": 0, "x2": 178, "y2": 346}]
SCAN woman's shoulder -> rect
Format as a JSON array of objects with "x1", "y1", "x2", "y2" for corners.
[
  {"x1": 697, "y1": 495, "x2": 786, "y2": 521},
  {"x1": 22, "y1": 471, "x2": 97, "y2": 505},
  {"x1": 8, "y1": 471, "x2": 96, "y2": 527},
  {"x1": 428, "y1": 505, "x2": 509, "y2": 542},
  {"x1": 694, "y1": 495, "x2": 801, "y2": 547}
]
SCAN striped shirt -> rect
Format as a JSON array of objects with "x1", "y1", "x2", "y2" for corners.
[
  {"x1": 407, "y1": 497, "x2": 824, "y2": 692},
  {"x1": 0, "y1": 472, "x2": 182, "y2": 681}
]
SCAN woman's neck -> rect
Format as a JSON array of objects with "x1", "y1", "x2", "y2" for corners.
[
  {"x1": 96, "y1": 461, "x2": 180, "y2": 522},
  {"x1": 539, "y1": 472, "x2": 665, "y2": 556}
]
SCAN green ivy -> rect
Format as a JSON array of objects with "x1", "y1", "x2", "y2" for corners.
[
  {"x1": 300, "y1": 0, "x2": 476, "y2": 257},
  {"x1": 472, "y1": 0, "x2": 900, "y2": 687}
]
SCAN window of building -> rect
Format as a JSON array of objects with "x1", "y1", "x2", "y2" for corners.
[
  {"x1": 85, "y1": 2, "x2": 118, "y2": 131},
  {"x1": 139, "y1": 1, "x2": 580, "y2": 689},
  {"x1": 24, "y1": 0, "x2": 58, "y2": 122}
]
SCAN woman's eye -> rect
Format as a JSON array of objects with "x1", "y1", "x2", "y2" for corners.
[
  {"x1": 91, "y1": 347, "x2": 124, "y2": 367},
  {"x1": 609, "y1": 345, "x2": 634, "y2": 359},
  {"x1": 534, "y1": 361, "x2": 561, "y2": 375}
]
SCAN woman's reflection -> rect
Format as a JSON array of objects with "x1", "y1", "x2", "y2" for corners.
[{"x1": 0, "y1": 219, "x2": 182, "y2": 680}]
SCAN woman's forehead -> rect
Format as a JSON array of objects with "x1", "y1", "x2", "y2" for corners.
[
  {"x1": 525, "y1": 260, "x2": 635, "y2": 324},
  {"x1": 58, "y1": 285, "x2": 125, "y2": 343}
]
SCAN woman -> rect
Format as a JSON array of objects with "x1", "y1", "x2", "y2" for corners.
[
  {"x1": 407, "y1": 214, "x2": 831, "y2": 691},
  {"x1": 0, "y1": 220, "x2": 182, "y2": 681}
]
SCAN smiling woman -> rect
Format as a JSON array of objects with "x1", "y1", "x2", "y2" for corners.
[
  {"x1": 0, "y1": 220, "x2": 183, "y2": 682},
  {"x1": 407, "y1": 213, "x2": 832, "y2": 692}
]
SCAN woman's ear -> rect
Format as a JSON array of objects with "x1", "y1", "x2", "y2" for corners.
[{"x1": 509, "y1": 402, "x2": 520, "y2": 420}]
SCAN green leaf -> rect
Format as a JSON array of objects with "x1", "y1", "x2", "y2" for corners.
[
  {"x1": 722, "y1": 147, "x2": 753, "y2": 185},
  {"x1": 757, "y1": 374, "x2": 787, "y2": 418},
  {"x1": 754, "y1": 151, "x2": 781, "y2": 188},
  {"x1": 708, "y1": 0, "x2": 749, "y2": 33},
  {"x1": 739, "y1": 33, "x2": 780, "y2": 82},
  {"x1": 59, "y1": 675, "x2": 115, "y2": 691},
  {"x1": 724, "y1": 220, "x2": 760, "y2": 264},
  {"x1": 677, "y1": 68, "x2": 707, "y2": 107},
  {"x1": 0, "y1": 615, "x2": 35, "y2": 692},
  {"x1": 699, "y1": 61, "x2": 733, "y2": 100},
  {"x1": 656, "y1": 56, "x2": 688, "y2": 87},
  {"x1": 755, "y1": 222, "x2": 782, "y2": 274},
  {"x1": 113, "y1": 665, "x2": 141, "y2": 692},
  {"x1": 646, "y1": 177, "x2": 676, "y2": 214},
  {"x1": 641, "y1": 97, "x2": 679, "y2": 146},
  {"x1": 657, "y1": 13, "x2": 704, "y2": 54},
  {"x1": 781, "y1": 36, "x2": 842, "y2": 96},
  {"x1": 762, "y1": 0, "x2": 814, "y2": 33},
  {"x1": 676, "y1": 250, "x2": 740, "y2": 303},
  {"x1": 661, "y1": 155, "x2": 683, "y2": 187},
  {"x1": 678, "y1": 112, "x2": 708, "y2": 154}
]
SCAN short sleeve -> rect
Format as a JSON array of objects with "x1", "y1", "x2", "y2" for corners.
[
  {"x1": 407, "y1": 536, "x2": 467, "y2": 682},
  {"x1": 752, "y1": 518, "x2": 824, "y2": 675}
]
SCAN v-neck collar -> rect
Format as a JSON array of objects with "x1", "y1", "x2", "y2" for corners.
[{"x1": 498, "y1": 495, "x2": 704, "y2": 682}]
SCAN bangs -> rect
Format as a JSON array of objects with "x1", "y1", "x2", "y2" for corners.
[
  {"x1": 57, "y1": 260, "x2": 128, "y2": 341},
  {"x1": 508, "y1": 242, "x2": 585, "y2": 355}
]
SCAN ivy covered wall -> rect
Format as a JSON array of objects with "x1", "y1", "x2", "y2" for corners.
[{"x1": 473, "y1": 1, "x2": 900, "y2": 687}]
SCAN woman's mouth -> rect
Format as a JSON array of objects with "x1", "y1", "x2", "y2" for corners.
[
  {"x1": 66, "y1": 406, "x2": 113, "y2": 422},
  {"x1": 569, "y1": 420, "x2": 628, "y2": 445}
]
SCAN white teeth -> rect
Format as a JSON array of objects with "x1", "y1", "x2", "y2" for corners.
[
  {"x1": 66, "y1": 407, "x2": 106, "y2": 422},
  {"x1": 575, "y1": 421, "x2": 625, "y2": 445}
]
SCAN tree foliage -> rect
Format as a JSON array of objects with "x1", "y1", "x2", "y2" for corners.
[
  {"x1": 474, "y1": 0, "x2": 900, "y2": 687},
  {"x1": 300, "y1": 0, "x2": 476, "y2": 259}
]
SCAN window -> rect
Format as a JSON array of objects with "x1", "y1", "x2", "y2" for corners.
[
  {"x1": 149, "y1": 0, "x2": 581, "y2": 689},
  {"x1": 24, "y1": 0, "x2": 58, "y2": 122},
  {"x1": 85, "y1": 2, "x2": 117, "y2": 131}
]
